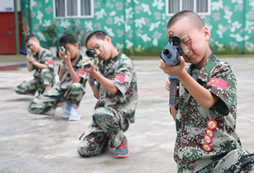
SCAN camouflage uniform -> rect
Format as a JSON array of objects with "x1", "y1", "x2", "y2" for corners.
[
  {"x1": 28, "y1": 51, "x2": 91, "y2": 115},
  {"x1": 174, "y1": 53, "x2": 254, "y2": 172},
  {"x1": 15, "y1": 48, "x2": 55, "y2": 95},
  {"x1": 78, "y1": 52, "x2": 138, "y2": 157}
]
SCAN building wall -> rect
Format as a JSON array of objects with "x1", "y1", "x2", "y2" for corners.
[
  {"x1": 21, "y1": 0, "x2": 254, "y2": 55},
  {"x1": 0, "y1": 0, "x2": 21, "y2": 12},
  {"x1": 206, "y1": 0, "x2": 254, "y2": 54}
]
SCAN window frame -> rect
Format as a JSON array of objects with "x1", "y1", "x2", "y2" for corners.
[
  {"x1": 166, "y1": 0, "x2": 211, "y2": 16},
  {"x1": 53, "y1": 0, "x2": 94, "y2": 18}
]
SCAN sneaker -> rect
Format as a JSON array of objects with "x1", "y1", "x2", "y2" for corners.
[
  {"x1": 61, "y1": 102, "x2": 72, "y2": 118},
  {"x1": 114, "y1": 136, "x2": 129, "y2": 158},
  {"x1": 69, "y1": 108, "x2": 81, "y2": 121}
]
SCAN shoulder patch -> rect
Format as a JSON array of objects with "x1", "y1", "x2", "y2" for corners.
[
  {"x1": 209, "y1": 78, "x2": 227, "y2": 90},
  {"x1": 78, "y1": 70, "x2": 85, "y2": 75},
  {"x1": 47, "y1": 60, "x2": 53, "y2": 65},
  {"x1": 114, "y1": 75, "x2": 125, "y2": 83}
]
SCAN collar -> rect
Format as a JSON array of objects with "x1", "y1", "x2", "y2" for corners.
[
  {"x1": 190, "y1": 52, "x2": 217, "y2": 83},
  {"x1": 103, "y1": 51, "x2": 121, "y2": 65},
  {"x1": 37, "y1": 48, "x2": 44, "y2": 60},
  {"x1": 71, "y1": 51, "x2": 82, "y2": 65}
]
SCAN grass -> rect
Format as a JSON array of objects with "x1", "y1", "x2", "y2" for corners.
[{"x1": 216, "y1": 54, "x2": 254, "y2": 58}]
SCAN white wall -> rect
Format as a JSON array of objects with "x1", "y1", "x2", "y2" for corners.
[{"x1": 0, "y1": 0, "x2": 21, "y2": 12}]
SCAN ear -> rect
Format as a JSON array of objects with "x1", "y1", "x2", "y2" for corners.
[
  {"x1": 105, "y1": 35, "x2": 112, "y2": 43},
  {"x1": 36, "y1": 39, "x2": 40, "y2": 44},
  {"x1": 75, "y1": 43, "x2": 79, "y2": 48},
  {"x1": 203, "y1": 26, "x2": 210, "y2": 41},
  {"x1": 165, "y1": 30, "x2": 170, "y2": 42}
]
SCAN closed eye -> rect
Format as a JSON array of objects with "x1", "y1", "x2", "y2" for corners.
[{"x1": 183, "y1": 40, "x2": 191, "y2": 45}]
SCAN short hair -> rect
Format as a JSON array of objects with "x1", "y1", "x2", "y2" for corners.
[
  {"x1": 58, "y1": 34, "x2": 77, "y2": 47},
  {"x1": 24, "y1": 34, "x2": 37, "y2": 44},
  {"x1": 84, "y1": 30, "x2": 108, "y2": 47},
  {"x1": 167, "y1": 10, "x2": 205, "y2": 30}
]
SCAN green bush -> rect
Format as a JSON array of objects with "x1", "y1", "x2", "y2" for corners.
[{"x1": 40, "y1": 23, "x2": 59, "y2": 47}]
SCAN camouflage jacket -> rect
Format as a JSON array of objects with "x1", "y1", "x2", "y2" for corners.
[
  {"x1": 96, "y1": 52, "x2": 138, "y2": 123},
  {"x1": 174, "y1": 53, "x2": 249, "y2": 172},
  {"x1": 57, "y1": 51, "x2": 90, "y2": 90},
  {"x1": 32, "y1": 48, "x2": 54, "y2": 78}
]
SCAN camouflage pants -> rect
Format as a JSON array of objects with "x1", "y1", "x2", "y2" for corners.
[
  {"x1": 178, "y1": 148, "x2": 254, "y2": 173},
  {"x1": 15, "y1": 68, "x2": 55, "y2": 95},
  {"x1": 77, "y1": 107, "x2": 129, "y2": 157},
  {"x1": 28, "y1": 82, "x2": 85, "y2": 115}
]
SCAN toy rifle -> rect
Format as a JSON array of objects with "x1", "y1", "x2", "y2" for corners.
[{"x1": 160, "y1": 31, "x2": 181, "y2": 106}]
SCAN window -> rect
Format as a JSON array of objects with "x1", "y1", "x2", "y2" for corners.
[
  {"x1": 166, "y1": 0, "x2": 210, "y2": 15},
  {"x1": 54, "y1": 0, "x2": 93, "y2": 18}
]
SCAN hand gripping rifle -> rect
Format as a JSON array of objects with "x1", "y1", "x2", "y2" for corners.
[
  {"x1": 27, "y1": 45, "x2": 32, "y2": 56},
  {"x1": 160, "y1": 31, "x2": 182, "y2": 106},
  {"x1": 76, "y1": 48, "x2": 99, "y2": 87},
  {"x1": 75, "y1": 48, "x2": 97, "y2": 70}
]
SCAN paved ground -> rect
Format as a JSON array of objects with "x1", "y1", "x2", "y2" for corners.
[{"x1": 0, "y1": 55, "x2": 254, "y2": 173}]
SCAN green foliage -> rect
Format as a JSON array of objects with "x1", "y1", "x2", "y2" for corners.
[
  {"x1": 63, "y1": 20, "x2": 89, "y2": 46},
  {"x1": 40, "y1": 23, "x2": 59, "y2": 47}
]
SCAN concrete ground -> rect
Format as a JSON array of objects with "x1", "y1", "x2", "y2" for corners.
[{"x1": 0, "y1": 55, "x2": 254, "y2": 173}]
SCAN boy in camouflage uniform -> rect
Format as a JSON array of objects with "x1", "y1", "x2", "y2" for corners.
[
  {"x1": 77, "y1": 30, "x2": 138, "y2": 158},
  {"x1": 160, "y1": 11, "x2": 254, "y2": 172},
  {"x1": 15, "y1": 34, "x2": 55, "y2": 95},
  {"x1": 28, "y1": 34, "x2": 91, "y2": 121}
]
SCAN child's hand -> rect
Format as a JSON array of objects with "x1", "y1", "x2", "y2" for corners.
[
  {"x1": 59, "y1": 51, "x2": 71, "y2": 63},
  {"x1": 165, "y1": 77, "x2": 179, "y2": 91},
  {"x1": 84, "y1": 62, "x2": 95, "y2": 73},
  {"x1": 165, "y1": 78, "x2": 170, "y2": 91},
  {"x1": 27, "y1": 54, "x2": 35, "y2": 63},
  {"x1": 159, "y1": 56, "x2": 185, "y2": 77}
]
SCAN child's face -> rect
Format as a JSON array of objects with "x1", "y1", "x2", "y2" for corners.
[
  {"x1": 86, "y1": 35, "x2": 113, "y2": 61},
  {"x1": 64, "y1": 43, "x2": 79, "y2": 59},
  {"x1": 166, "y1": 17, "x2": 211, "y2": 67},
  {"x1": 26, "y1": 39, "x2": 40, "y2": 53}
]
